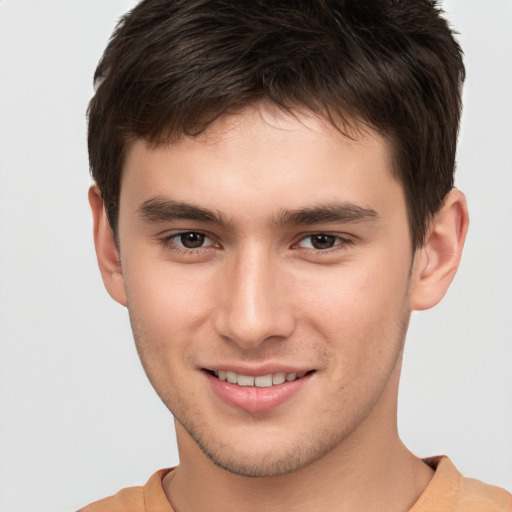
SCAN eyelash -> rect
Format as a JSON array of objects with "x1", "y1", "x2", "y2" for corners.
[
  {"x1": 294, "y1": 233, "x2": 354, "y2": 253},
  {"x1": 157, "y1": 231, "x2": 354, "y2": 256},
  {"x1": 158, "y1": 231, "x2": 218, "y2": 254}
]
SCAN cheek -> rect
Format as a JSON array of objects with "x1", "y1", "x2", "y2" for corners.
[
  {"x1": 127, "y1": 256, "x2": 214, "y2": 319},
  {"x1": 123, "y1": 260, "x2": 216, "y2": 367},
  {"x1": 298, "y1": 257, "x2": 411, "y2": 370}
]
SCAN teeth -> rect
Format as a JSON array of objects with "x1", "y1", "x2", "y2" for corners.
[
  {"x1": 272, "y1": 372, "x2": 286, "y2": 385},
  {"x1": 255, "y1": 375, "x2": 273, "y2": 387},
  {"x1": 226, "y1": 371, "x2": 238, "y2": 384},
  {"x1": 237, "y1": 375, "x2": 255, "y2": 387},
  {"x1": 215, "y1": 370, "x2": 308, "y2": 387}
]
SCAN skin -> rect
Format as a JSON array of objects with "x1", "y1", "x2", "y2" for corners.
[{"x1": 90, "y1": 103, "x2": 468, "y2": 512}]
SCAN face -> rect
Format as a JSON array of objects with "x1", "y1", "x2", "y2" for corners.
[{"x1": 115, "y1": 105, "x2": 416, "y2": 477}]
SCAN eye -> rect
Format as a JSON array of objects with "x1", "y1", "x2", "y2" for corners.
[
  {"x1": 177, "y1": 232, "x2": 209, "y2": 249},
  {"x1": 297, "y1": 233, "x2": 349, "y2": 250},
  {"x1": 160, "y1": 231, "x2": 216, "y2": 250}
]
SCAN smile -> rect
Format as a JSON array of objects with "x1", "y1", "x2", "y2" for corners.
[
  {"x1": 210, "y1": 370, "x2": 309, "y2": 388},
  {"x1": 204, "y1": 368, "x2": 315, "y2": 413}
]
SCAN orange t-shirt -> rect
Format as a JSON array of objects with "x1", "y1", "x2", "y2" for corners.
[{"x1": 78, "y1": 457, "x2": 512, "y2": 512}]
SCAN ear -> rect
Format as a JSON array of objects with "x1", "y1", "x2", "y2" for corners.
[
  {"x1": 89, "y1": 185, "x2": 127, "y2": 307},
  {"x1": 409, "y1": 188, "x2": 469, "y2": 311}
]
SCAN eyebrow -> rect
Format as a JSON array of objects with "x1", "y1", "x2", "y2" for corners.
[
  {"x1": 274, "y1": 203, "x2": 379, "y2": 226},
  {"x1": 138, "y1": 197, "x2": 230, "y2": 226},
  {"x1": 138, "y1": 197, "x2": 379, "y2": 228}
]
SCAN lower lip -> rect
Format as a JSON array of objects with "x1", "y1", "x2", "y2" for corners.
[{"x1": 205, "y1": 371, "x2": 312, "y2": 413}]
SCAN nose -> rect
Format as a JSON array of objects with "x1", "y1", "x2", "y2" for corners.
[{"x1": 213, "y1": 246, "x2": 296, "y2": 350}]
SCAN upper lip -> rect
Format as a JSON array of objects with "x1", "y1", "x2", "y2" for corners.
[{"x1": 202, "y1": 364, "x2": 315, "y2": 376}]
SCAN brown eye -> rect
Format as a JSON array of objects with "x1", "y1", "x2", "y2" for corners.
[
  {"x1": 310, "y1": 234, "x2": 337, "y2": 250},
  {"x1": 179, "y1": 232, "x2": 206, "y2": 248}
]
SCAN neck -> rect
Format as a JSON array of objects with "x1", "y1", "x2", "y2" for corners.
[{"x1": 164, "y1": 367, "x2": 434, "y2": 512}]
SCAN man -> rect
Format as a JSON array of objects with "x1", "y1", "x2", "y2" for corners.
[{"x1": 80, "y1": 0, "x2": 511, "y2": 510}]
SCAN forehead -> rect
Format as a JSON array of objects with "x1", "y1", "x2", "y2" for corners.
[{"x1": 120, "y1": 105, "x2": 403, "y2": 224}]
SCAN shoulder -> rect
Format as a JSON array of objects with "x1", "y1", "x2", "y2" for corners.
[
  {"x1": 78, "y1": 486, "x2": 144, "y2": 512},
  {"x1": 412, "y1": 456, "x2": 512, "y2": 512},
  {"x1": 77, "y1": 468, "x2": 174, "y2": 512},
  {"x1": 456, "y1": 472, "x2": 512, "y2": 511}
]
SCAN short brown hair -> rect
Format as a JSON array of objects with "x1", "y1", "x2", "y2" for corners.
[{"x1": 88, "y1": 0, "x2": 465, "y2": 248}]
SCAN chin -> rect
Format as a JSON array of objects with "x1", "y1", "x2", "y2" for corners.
[{"x1": 178, "y1": 415, "x2": 345, "y2": 478}]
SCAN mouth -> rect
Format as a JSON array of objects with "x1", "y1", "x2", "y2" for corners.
[
  {"x1": 204, "y1": 369, "x2": 315, "y2": 388},
  {"x1": 204, "y1": 367, "x2": 315, "y2": 413}
]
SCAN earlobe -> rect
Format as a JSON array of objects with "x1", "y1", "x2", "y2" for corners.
[
  {"x1": 88, "y1": 185, "x2": 127, "y2": 307},
  {"x1": 409, "y1": 189, "x2": 469, "y2": 311}
]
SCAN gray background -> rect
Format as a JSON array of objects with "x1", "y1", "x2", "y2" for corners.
[{"x1": 1, "y1": 1, "x2": 511, "y2": 510}]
